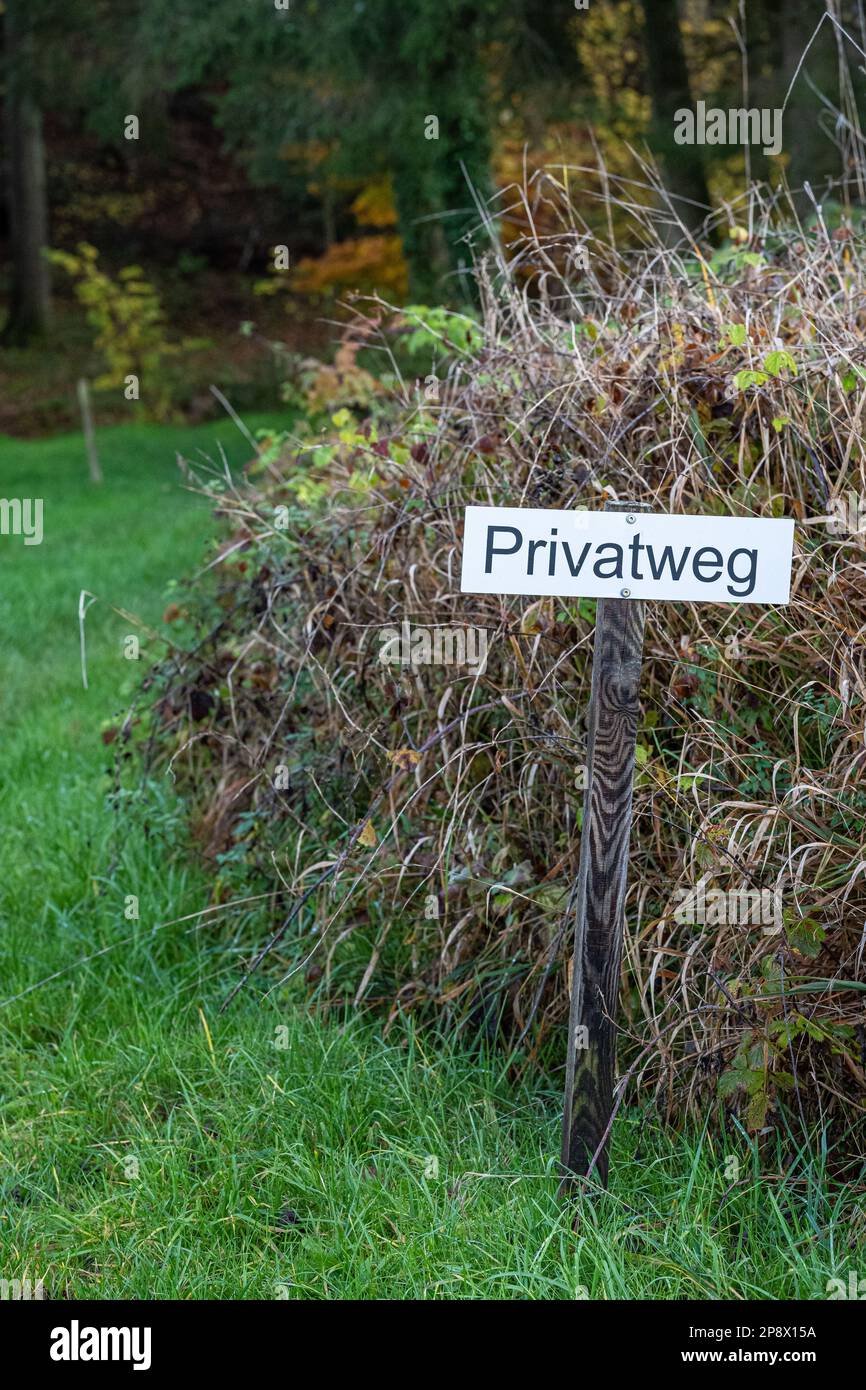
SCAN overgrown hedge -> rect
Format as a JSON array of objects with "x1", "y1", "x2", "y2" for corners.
[{"x1": 135, "y1": 182, "x2": 866, "y2": 1167}]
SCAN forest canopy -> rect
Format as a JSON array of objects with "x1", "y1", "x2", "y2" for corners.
[{"x1": 2, "y1": 0, "x2": 861, "y2": 350}]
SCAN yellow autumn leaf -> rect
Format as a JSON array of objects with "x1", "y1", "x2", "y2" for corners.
[
  {"x1": 387, "y1": 748, "x2": 421, "y2": 771},
  {"x1": 520, "y1": 598, "x2": 549, "y2": 635},
  {"x1": 357, "y1": 819, "x2": 377, "y2": 848}
]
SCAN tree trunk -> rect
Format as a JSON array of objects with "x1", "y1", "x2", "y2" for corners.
[
  {"x1": 391, "y1": 156, "x2": 452, "y2": 303},
  {"x1": 3, "y1": 1, "x2": 52, "y2": 343},
  {"x1": 780, "y1": 0, "x2": 842, "y2": 209},
  {"x1": 639, "y1": 0, "x2": 712, "y2": 234},
  {"x1": 390, "y1": 1, "x2": 491, "y2": 303}
]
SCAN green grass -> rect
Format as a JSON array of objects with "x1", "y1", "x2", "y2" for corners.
[{"x1": 0, "y1": 419, "x2": 861, "y2": 1299}]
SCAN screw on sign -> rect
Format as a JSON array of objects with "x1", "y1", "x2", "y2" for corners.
[{"x1": 461, "y1": 498, "x2": 794, "y2": 1191}]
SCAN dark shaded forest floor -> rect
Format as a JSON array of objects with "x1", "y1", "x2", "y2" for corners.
[{"x1": 0, "y1": 278, "x2": 329, "y2": 437}]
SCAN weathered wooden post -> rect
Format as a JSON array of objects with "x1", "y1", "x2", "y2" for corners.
[
  {"x1": 77, "y1": 377, "x2": 102, "y2": 484},
  {"x1": 561, "y1": 500, "x2": 648, "y2": 1189},
  {"x1": 460, "y1": 497, "x2": 794, "y2": 1193}
]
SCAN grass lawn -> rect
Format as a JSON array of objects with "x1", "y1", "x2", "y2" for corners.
[{"x1": 0, "y1": 418, "x2": 861, "y2": 1299}]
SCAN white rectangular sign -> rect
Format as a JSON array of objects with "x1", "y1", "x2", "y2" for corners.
[{"x1": 461, "y1": 506, "x2": 794, "y2": 604}]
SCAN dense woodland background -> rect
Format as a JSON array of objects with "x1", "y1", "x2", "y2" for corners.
[{"x1": 1, "y1": 0, "x2": 860, "y2": 432}]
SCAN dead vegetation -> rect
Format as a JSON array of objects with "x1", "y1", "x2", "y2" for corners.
[{"x1": 137, "y1": 174, "x2": 866, "y2": 1165}]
